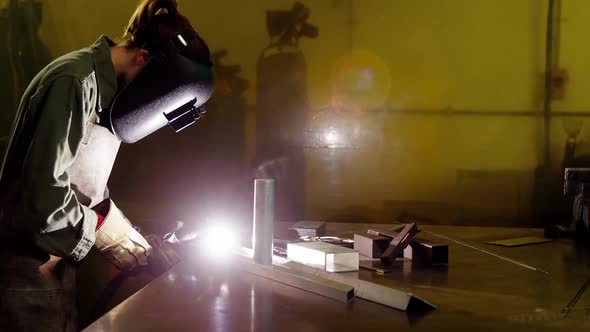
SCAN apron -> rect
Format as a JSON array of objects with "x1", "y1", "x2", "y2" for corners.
[{"x1": 0, "y1": 114, "x2": 121, "y2": 332}]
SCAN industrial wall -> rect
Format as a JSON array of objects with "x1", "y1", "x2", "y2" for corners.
[{"x1": 3, "y1": 0, "x2": 589, "y2": 226}]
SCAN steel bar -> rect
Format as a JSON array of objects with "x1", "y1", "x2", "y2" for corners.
[
  {"x1": 380, "y1": 223, "x2": 417, "y2": 264},
  {"x1": 367, "y1": 227, "x2": 406, "y2": 239},
  {"x1": 236, "y1": 256, "x2": 354, "y2": 304}
]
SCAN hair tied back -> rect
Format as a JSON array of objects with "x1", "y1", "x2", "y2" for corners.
[{"x1": 155, "y1": 8, "x2": 169, "y2": 16}]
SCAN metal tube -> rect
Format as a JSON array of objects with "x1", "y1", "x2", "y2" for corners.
[{"x1": 253, "y1": 179, "x2": 274, "y2": 265}]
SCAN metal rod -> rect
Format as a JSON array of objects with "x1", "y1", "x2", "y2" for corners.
[
  {"x1": 409, "y1": 227, "x2": 550, "y2": 275},
  {"x1": 253, "y1": 179, "x2": 274, "y2": 265},
  {"x1": 561, "y1": 276, "x2": 590, "y2": 316}
]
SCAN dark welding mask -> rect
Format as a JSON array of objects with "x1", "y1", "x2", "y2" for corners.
[{"x1": 107, "y1": 32, "x2": 214, "y2": 143}]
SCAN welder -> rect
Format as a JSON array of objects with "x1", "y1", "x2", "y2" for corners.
[{"x1": 0, "y1": 0, "x2": 214, "y2": 330}]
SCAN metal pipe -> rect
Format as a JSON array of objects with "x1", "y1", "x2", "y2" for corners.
[
  {"x1": 543, "y1": 0, "x2": 556, "y2": 168},
  {"x1": 313, "y1": 106, "x2": 590, "y2": 118},
  {"x1": 253, "y1": 179, "x2": 274, "y2": 265}
]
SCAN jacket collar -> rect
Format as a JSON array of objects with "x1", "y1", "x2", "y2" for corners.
[{"x1": 89, "y1": 35, "x2": 117, "y2": 111}]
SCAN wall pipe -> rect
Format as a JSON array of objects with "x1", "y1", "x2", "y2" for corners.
[{"x1": 543, "y1": 0, "x2": 556, "y2": 168}]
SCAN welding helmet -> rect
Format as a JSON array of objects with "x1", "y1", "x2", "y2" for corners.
[{"x1": 107, "y1": 32, "x2": 214, "y2": 143}]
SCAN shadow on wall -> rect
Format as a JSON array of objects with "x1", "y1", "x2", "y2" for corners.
[
  {"x1": 0, "y1": 0, "x2": 51, "y2": 154},
  {"x1": 254, "y1": 1, "x2": 318, "y2": 222}
]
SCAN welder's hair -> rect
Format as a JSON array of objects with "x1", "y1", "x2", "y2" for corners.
[{"x1": 124, "y1": 0, "x2": 211, "y2": 65}]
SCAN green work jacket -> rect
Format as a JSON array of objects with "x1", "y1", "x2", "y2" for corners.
[{"x1": 0, "y1": 36, "x2": 118, "y2": 261}]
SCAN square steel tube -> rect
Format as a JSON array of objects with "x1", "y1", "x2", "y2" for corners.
[
  {"x1": 288, "y1": 221, "x2": 327, "y2": 238},
  {"x1": 403, "y1": 239, "x2": 448, "y2": 265},
  {"x1": 287, "y1": 242, "x2": 359, "y2": 272},
  {"x1": 354, "y1": 234, "x2": 390, "y2": 258}
]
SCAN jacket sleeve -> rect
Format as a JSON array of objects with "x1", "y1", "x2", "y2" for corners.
[{"x1": 19, "y1": 77, "x2": 98, "y2": 261}]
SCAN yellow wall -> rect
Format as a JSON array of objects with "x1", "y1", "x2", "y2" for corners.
[
  {"x1": 307, "y1": 0, "x2": 550, "y2": 224},
  {"x1": 36, "y1": 0, "x2": 351, "y2": 106},
  {"x1": 16, "y1": 0, "x2": 590, "y2": 225}
]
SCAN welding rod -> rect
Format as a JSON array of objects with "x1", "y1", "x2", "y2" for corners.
[
  {"x1": 561, "y1": 276, "x2": 590, "y2": 316},
  {"x1": 421, "y1": 229, "x2": 550, "y2": 274}
]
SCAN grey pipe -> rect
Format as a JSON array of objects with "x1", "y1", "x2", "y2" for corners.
[
  {"x1": 253, "y1": 179, "x2": 275, "y2": 265},
  {"x1": 543, "y1": 0, "x2": 556, "y2": 168}
]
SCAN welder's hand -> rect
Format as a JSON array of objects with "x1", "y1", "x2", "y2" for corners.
[
  {"x1": 94, "y1": 199, "x2": 152, "y2": 271},
  {"x1": 144, "y1": 234, "x2": 182, "y2": 276}
]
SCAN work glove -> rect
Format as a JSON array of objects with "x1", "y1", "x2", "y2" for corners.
[
  {"x1": 93, "y1": 199, "x2": 152, "y2": 271},
  {"x1": 144, "y1": 234, "x2": 182, "y2": 275}
]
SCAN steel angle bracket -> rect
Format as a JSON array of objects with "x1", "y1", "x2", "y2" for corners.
[
  {"x1": 235, "y1": 248, "x2": 354, "y2": 303},
  {"x1": 274, "y1": 255, "x2": 436, "y2": 312}
]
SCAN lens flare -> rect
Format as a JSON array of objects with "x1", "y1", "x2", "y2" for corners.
[
  {"x1": 324, "y1": 129, "x2": 340, "y2": 147},
  {"x1": 331, "y1": 51, "x2": 392, "y2": 112}
]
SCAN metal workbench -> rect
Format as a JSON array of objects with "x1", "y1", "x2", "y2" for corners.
[{"x1": 85, "y1": 223, "x2": 590, "y2": 331}]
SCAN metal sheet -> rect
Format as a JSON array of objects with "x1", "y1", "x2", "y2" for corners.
[{"x1": 486, "y1": 236, "x2": 552, "y2": 247}]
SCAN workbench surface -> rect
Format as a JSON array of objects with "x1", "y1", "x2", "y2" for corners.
[{"x1": 85, "y1": 224, "x2": 590, "y2": 331}]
